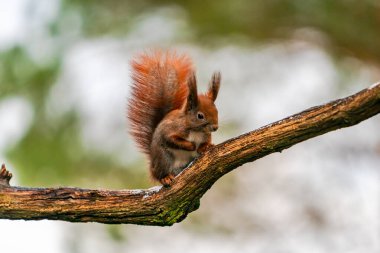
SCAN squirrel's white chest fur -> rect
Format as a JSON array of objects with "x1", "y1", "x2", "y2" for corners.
[
  {"x1": 170, "y1": 131, "x2": 205, "y2": 173},
  {"x1": 187, "y1": 131, "x2": 205, "y2": 148}
]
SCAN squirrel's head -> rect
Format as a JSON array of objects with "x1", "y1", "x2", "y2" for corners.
[{"x1": 183, "y1": 72, "x2": 221, "y2": 132}]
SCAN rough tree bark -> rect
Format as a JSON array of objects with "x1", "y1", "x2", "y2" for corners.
[{"x1": 0, "y1": 82, "x2": 379, "y2": 226}]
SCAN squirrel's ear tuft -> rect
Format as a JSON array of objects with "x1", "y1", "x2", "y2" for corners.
[
  {"x1": 207, "y1": 72, "x2": 221, "y2": 101},
  {"x1": 185, "y1": 72, "x2": 198, "y2": 111}
]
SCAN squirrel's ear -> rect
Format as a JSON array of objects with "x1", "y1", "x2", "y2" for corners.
[
  {"x1": 185, "y1": 72, "x2": 198, "y2": 111},
  {"x1": 207, "y1": 72, "x2": 221, "y2": 101}
]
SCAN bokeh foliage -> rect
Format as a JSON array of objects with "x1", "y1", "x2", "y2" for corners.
[{"x1": 67, "y1": 0, "x2": 380, "y2": 63}]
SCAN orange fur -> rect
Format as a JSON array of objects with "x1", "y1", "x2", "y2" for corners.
[{"x1": 128, "y1": 50, "x2": 193, "y2": 155}]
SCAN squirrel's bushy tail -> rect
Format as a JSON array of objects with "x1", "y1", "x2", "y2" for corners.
[{"x1": 128, "y1": 50, "x2": 193, "y2": 155}]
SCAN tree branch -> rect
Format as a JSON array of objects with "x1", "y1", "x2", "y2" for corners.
[{"x1": 1, "y1": 82, "x2": 380, "y2": 226}]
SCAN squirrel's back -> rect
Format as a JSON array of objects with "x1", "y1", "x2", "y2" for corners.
[{"x1": 128, "y1": 50, "x2": 193, "y2": 155}]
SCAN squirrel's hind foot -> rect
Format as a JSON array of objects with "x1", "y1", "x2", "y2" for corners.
[{"x1": 160, "y1": 174, "x2": 175, "y2": 187}]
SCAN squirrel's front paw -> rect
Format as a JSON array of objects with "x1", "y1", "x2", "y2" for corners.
[{"x1": 160, "y1": 174, "x2": 175, "y2": 187}]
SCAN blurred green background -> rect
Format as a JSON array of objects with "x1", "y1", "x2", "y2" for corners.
[{"x1": 0, "y1": 1, "x2": 379, "y2": 253}]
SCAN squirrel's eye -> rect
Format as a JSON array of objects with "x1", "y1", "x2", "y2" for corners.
[{"x1": 197, "y1": 112, "x2": 205, "y2": 120}]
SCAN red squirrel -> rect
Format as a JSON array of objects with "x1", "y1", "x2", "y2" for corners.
[{"x1": 127, "y1": 50, "x2": 221, "y2": 186}]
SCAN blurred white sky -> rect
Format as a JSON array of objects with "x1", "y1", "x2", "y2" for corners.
[
  {"x1": 0, "y1": 0, "x2": 28, "y2": 50},
  {"x1": 0, "y1": 0, "x2": 60, "y2": 51}
]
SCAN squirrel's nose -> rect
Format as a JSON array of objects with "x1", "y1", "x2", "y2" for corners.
[{"x1": 211, "y1": 124, "x2": 218, "y2": 132}]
